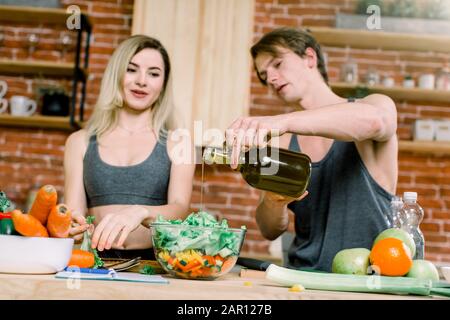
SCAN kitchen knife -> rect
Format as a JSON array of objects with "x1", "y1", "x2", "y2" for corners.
[{"x1": 237, "y1": 257, "x2": 272, "y2": 271}]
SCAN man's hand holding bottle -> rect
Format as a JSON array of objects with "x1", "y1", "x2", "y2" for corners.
[{"x1": 263, "y1": 190, "x2": 309, "y2": 207}]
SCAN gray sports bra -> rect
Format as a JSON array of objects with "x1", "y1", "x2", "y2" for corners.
[{"x1": 83, "y1": 135, "x2": 171, "y2": 208}]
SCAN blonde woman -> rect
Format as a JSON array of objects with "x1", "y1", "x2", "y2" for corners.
[{"x1": 64, "y1": 35, "x2": 195, "y2": 259}]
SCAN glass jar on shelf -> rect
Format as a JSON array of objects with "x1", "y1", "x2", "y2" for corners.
[
  {"x1": 340, "y1": 58, "x2": 358, "y2": 84},
  {"x1": 366, "y1": 67, "x2": 380, "y2": 86},
  {"x1": 382, "y1": 75, "x2": 395, "y2": 88},
  {"x1": 435, "y1": 63, "x2": 450, "y2": 91}
]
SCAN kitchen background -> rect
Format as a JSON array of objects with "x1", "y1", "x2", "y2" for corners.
[{"x1": 1, "y1": 0, "x2": 450, "y2": 264}]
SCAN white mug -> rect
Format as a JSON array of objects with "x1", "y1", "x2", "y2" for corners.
[
  {"x1": 0, "y1": 80, "x2": 7, "y2": 98},
  {"x1": 10, "y1": 95, "x2": 37, "y2": 116},
  {"x1": 0, "y1": 98, "x2": 7, "y2": 114}
]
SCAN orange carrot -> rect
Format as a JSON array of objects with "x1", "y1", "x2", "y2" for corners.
[
  {"x1": 191, "y1": 266, "x2": 214, "y2": 278},
  {"x1": 11, "y1": 209, "x2": 49, "y2": 237},
  {"x1": 181, "y1": 260, "x2": 201, "y2": 272},
  {"x1": 220, "y1": 256, "x2": 237, "y2": 273},
  {"x1": 29, "y1": 185, "x2": 57, "y2": 225},
  {"x1": 203, "y1": 255, "x2": 216, "y2": 266},
  {"x1": 46, "y1": 204, "x2": 72, "y2": 238},
  {"x1": 214, "y1": 254, "x2": 225, "y2": 262},
  {"x1": 68, "y1": 249, "x2": 95, "y2": 268}
]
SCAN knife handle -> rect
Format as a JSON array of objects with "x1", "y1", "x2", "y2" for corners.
[{"x1": 237, "y1": 257, "x2": 271, "y2": 271}]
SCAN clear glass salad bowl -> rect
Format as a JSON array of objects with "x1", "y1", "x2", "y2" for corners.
[{"x1": 150, "y1": 223, "x2": 246, "y2": 280}]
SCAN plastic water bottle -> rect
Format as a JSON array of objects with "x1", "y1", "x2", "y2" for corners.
[
  {"x1": 390, "y1": 195, "x2": 404, "y2": 228},
  {"x1": 399, "y1": 192, "x2": 425, "y2": 259}
]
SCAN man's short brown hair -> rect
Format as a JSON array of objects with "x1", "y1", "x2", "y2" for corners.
[{"x1": 251, "y1": 27, "x2": 329, "y2": 85}]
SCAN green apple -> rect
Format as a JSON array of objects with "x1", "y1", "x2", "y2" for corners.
[
  {"x1": 373, "y1": 228, "x2": 416, "y2": 258},
  {"x1": 406, "y1": 259, "x2": 439, "y2": 281},
  {"x1": 331, "y1": 248, "x2": 371, "y2": 275}
]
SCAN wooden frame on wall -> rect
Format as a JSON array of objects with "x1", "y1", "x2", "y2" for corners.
[{"x1": 133, "y1": 0, "x2": 255, "y2": 146}]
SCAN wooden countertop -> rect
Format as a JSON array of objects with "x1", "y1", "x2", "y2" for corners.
[{"x1": 0, "y1": 267, "x2": 445, "y2": 300}]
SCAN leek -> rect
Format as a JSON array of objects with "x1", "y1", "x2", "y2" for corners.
[
  {"x1": 430, "y1": 288, "x2": 450, "y2": 297},
  {"x1": 266, "y1": 264, "x2": 432, "y2": 296}
]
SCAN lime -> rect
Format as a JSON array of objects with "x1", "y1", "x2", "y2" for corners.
[{"x1": 406, "y1": 259, "x2": 439, "y2": 281}]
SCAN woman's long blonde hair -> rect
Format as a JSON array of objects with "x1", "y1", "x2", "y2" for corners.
[{"x1": 85, "y1": 35, "x2": 177, "y2": 142}]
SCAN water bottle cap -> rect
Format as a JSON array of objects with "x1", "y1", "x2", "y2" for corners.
[
  {"x1": 403, "y1": 192, "x2": 417, "y2": 201},
  {"x1": 391, "y1": 195, "x2": 402, "y2": 204}
]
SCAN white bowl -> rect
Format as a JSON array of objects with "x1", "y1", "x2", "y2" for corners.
[
  {"x1": 441, "y1": 266, "x2": 450, "y2": 282},
  {"x1": 0, "y1": 235, "x2": 74, "y2": 274}
]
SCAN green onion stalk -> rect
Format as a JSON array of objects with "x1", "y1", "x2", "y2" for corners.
[{"x1": 80, "y1": 216, "x2": 104, "y2": 269}]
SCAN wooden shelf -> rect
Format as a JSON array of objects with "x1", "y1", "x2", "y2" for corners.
[
  {"x1": 0, "y1": 4, "x2": 91, "y2": 30},
  {"x1": 0, "y1": 59, "x2": 87, "y2": 80},
  {"x1": 331, "y1": 82, "x2": 450, "y2": 103},
  {"x1": 307, "y1": 27, "x2": 450, "y2": 53},
  {"x1": 0, "y1": 116, "x2": 448, "y2": 153},
  {"x1": 0, "y1": 114, "x2": 84, "y2": 131},
  {"x1": 399, "y1": 140, "x2": 450, "y2": 156},
  {"x1": 0, "y1": 6, "x2": 92, "y2": 132}
]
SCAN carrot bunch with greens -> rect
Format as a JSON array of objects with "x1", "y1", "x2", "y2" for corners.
[
  {"x1": 7, "y1": 185, "x2": 72, "y2": 239},
  {"x1": 2, "y1": 189, "x2": 51, "y2": 237}
]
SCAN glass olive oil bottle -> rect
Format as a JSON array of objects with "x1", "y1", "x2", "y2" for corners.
[{"x1": 203, "y1": 146, "x2": 311, "y2": 198}]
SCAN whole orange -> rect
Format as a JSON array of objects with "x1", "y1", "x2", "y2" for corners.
[{"x1": 369, "y1": 237, "x2": 413, "y2": 276}]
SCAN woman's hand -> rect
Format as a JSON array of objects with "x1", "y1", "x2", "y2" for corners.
[
  {"x1": 225, "y1": 114, "x2": 289, "y2": 169},
  {"x1": 68, "y1": 213, "x2": 90, "y2": 243},
  {"x1": 91, "y1": 206, "x2": 148, "y2": 251}
]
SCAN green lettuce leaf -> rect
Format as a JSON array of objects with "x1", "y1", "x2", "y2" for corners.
[{"x1": 153, "y1": 211, "x2": 246, "y2": 257}]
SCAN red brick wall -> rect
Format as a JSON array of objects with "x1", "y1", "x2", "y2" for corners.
[
  {"x1": 1, "y1": 0, "x2": 449, "y2": 263},
  {"x1": 0, "y1": 0, "x2": 133, "y2": 204}
]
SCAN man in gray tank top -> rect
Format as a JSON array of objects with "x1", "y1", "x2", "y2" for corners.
[{"x1": 226, "y1": 28, "x2": 398, "y2": 272}]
